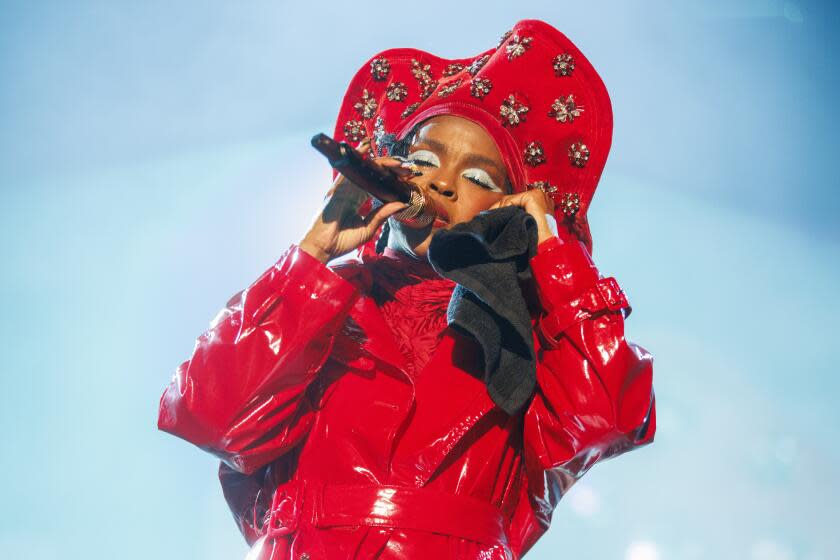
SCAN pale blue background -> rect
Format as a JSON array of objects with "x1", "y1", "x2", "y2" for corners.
[{"x1": 1, "y1": 1, "x2": 838, "y2": 559}]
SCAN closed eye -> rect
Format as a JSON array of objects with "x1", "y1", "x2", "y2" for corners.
[
  {"x1": 462, "y1": 168, "x2": 503, "y2": 193},
  {"x1": 406, "y1": 149, "x2": 440, "y2": 168}
]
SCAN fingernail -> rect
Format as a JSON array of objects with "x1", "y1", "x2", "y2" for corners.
[{"x1": 399, "y1": 161, "x2": 424, "y2": 176}]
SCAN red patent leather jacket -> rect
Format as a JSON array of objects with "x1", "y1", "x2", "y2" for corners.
[{"x1": 158, "y1": 234, "x2": 656, "y2": 560}]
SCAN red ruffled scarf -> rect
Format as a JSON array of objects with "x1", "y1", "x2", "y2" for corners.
[{"x1": 365, "y1": 247, "x2": 456, "y2": 377}]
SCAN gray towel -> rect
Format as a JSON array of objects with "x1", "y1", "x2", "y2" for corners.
[{"x1": 427, "y1": 206, "x2": 539, "y2": 415}]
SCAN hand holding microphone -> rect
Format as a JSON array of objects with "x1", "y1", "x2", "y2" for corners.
[{"x1": 300, "y1": 135, "x2": 436, "y2": 264}]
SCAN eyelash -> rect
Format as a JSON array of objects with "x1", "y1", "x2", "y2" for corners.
[{"x1": 464, "y1": 173, "x2": 497, "y2": 191}]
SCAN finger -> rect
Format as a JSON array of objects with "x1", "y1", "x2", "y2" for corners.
[
  {"x1": 361, "y1": 200, "x2": 411, "y2": 233},
  {"x1": 356, "y1": 136, "x2": 372, "y2": 153},
  {"x1": 487, "y1": 196, "x2": 512, "y2": 211},
  {"x1": 373, "y1": 156, "x2": 404, "y2": 167},
  {"x1": 373, "y1": 156, "x2": 419, "y2": 175},
  {"x1": 373, "y1": 155, "x2": 417, "y2": 168},
  {"x1": 543, "y1": 191, "x2": 555, "y2": 212},
  {"x1": 489, "y1": 193, "x2": 525, "y2": 210},
  {"x1": 391, "y1": 165, "x2": 417, "y2": 177}
]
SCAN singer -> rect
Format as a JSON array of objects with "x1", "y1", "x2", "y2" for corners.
[{"x1": 158, "y1": 18, "x2": 656, "y2": 560}]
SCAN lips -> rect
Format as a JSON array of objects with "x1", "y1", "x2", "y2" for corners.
[{"x1": 434, "y1": 206, "x2": 450, "y2": 224}]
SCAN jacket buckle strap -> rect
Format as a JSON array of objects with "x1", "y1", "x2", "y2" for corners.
[
  {"x1": 536, "y1": 277, "x2": 630, "y2": 348},
  {"x1": 593, "y1": 277, "x2": 628, "y2": 312}
]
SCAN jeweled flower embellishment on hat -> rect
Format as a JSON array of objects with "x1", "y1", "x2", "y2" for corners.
[
  {"x1": 470, "y1": 77, "x2": 492, "y2": 99},
  {"x1": 437, "y1": 78, "x2": 462, "y2": 98},
  {"x1": 443, "y1": 63, "x2": 465, "y2": 76},
  {"x1": 467, "y1": 54, "x2": 491, "y2": 76},
  {"x1": 496, "y1": 30, "x2": 512, "y2": 49},
  {"x1": 500, "y1": 94, "x2": 529, "y2": 126},
  {"x1": 411, "y1": 59, "x2": 437, "y2": 99},
  {"x1": 553, "y1": 53, "x2": 575, "y2": 77},
  {"x1": 354, "y1": 89, "x2": 377, "y2": 119},
  {"x1": 370, "y1": 57, "x2": 390, "y2": 81},
  {"x1": 559, "y1": 192, "x2": 581, "y2": 216},
  {"x1": 385, "y1": 82, "x2": 408, "y2": 102},
  {"x1": 344, "y1": 119, "x2": 366, "y2": 142},
  {"x1": 410, "y1": 59, "x2": 433, "y2": 83},
  {"x1": 401, "y1": 102, "x2": 421, "y2": 119},
  {"x1": 505, "y1": 34, "x2": 533, "y2": 60},
  {"x1": 499, "y1": 94, "x2": 528, "y2": 126},
  {"x1": 548, "y1": 94, "x2": 584, "y2": 123},
  {"x1": 419, "y1": 82, "x2": 437, "y2": 100},
  {"x1": 526, "y1": 180, "x2": 558, "y2": 194},
  {"x1": 524, "y1": 141, "x2": 546, "y2": 167},
  {"x1": 568, "y1": 142, "x2": 590, "y2": 167}
]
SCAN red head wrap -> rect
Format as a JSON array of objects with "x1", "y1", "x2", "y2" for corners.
[{"x1": 332, "y1": 18, "x2": 613, "y2": 257}]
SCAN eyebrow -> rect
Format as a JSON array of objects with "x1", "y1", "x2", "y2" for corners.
[{"x1": 415, "y1": 137, "x2": 506, "y2": 176}]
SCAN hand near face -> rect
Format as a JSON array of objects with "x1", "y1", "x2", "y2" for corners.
[
  {"x1": 487, "y1": 189, "x2": 559, "y2": 245},
  {"x1": 299, "y1": 138, "x2": 416, "y2": 264}
]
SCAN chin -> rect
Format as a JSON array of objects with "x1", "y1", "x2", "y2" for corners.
[{"x1": 387, "y1": 218, "x2": 434, "y2": 257}]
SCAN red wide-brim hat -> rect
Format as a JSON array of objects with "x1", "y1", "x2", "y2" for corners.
[{"x1": 331, "y1": 18, "x2": 613, "y2": 257}]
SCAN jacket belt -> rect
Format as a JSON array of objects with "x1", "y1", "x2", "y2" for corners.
[{"x1": 266, "y1": 478, "x2": 508, "y2": 547}]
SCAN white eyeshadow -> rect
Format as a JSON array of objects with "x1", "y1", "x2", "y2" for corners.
[
  {"x1": 463, "y1": 168, "x2": 502, "y2": 192},
  {"x1": 407, "y1": 149, "x2": 440, "y2": 167}
]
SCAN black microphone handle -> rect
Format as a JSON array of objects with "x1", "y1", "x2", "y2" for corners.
[
  {"x1": 310, "y1": 133, "x2": 434, "y2": 227},
  {"x1": 310, "y1": 133, "x2": 413, "y2": 203}
]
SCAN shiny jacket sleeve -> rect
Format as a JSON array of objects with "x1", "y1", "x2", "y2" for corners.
[
  {"x1": 157, "y1": 244, "x2": 361, "y2": 475},
  {"x1": 508, "y1": 235, "x2": 656, "y2": 556}
]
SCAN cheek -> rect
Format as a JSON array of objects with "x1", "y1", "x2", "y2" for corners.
[{"x1": 456, "y1": 189, "x2": 505, "y2": 220}]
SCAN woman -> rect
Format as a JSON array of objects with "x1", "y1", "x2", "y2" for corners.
[{"x1": 158, "y1": 19, "x2": 656, "y2": 560}]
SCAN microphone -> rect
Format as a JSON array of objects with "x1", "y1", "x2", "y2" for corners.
[{"x1": 310, "y1": 133, "x2": 435, "y2": 228}]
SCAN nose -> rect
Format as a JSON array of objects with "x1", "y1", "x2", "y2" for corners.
[{"x1": 428, "y1": 180, "x2": 456, "y2": 199}]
